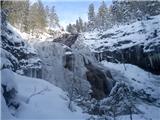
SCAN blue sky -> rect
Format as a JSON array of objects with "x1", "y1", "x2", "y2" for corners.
[{"x1": 42, "y1": 0, "x2": 112, "y2": 28}]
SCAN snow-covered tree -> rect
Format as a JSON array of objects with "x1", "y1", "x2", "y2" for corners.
[
  {"x1": 79, "y1": 17, "x2": 84, "y2": 32},
  {"x1": 29, "y1": 0, "x2": 47, "y2": 34},
  {"x1": 37, "y1": 0, "x2": 47, "y2": 29},
  {"x1": 21, "y1": 0, "x2": 30, "y2": 32},
  {"x1": 49, "y1": 6, "x2": 59, "y2": 28},
  {"x1": 66, "y1": 24, "x2": 77, "y2": 34},
  {"x1": 97, "y1": 1, "x2": 108, "y2": 30},
  {"x1": 88, "y1": 3, "x2": 96, "y2": 30}
]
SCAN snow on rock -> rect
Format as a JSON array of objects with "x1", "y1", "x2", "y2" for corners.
[
  {"x1": 1, "y1": 69, "x2": 17, "y2": 92},
  {"x1": 85, "y1": 61, "x2": 160, "y2": 120},
  {"x1": 1, "y1": 69, "x2": 89, "y2": 119},
  {"x1": 1, "y1": 13, "x2": 42, "y2": 78},
  {"x1": 35, "y1": 41, "x2": 91, "y2": 98},
  {"x1": 101, "y1": 61, "x2": 160, "y2": 104},
  {"x1": 81, "y1": 15, "x2": 160, "y2": 74},
  {"x1": 82, "y1": 15, "x2": 160, "y2": 52},
  {"x1": 1, "y1": 95, "x2": 16, "y2": 120},
  {"x1": 34, "y1": 39, "x2": 114, "y2": 100},
  {"x1": 0, "y1": 48, "x2": 18, "y2": 70}
]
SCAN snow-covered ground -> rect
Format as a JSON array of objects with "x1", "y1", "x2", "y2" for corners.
[
  {"x1": 82, "y1": 15, "x2": 160, "y2": 53},
  {"x1": 101, "y1": 61, "x2": 160, "y2": 120},
  {"x1": 101, "y1": 61, "x2": 160, "y2": 99},
  {"x1": 1, "y1": 69, "x2": 89, "y2": 119},
  {"x1": 11, "y1": 23, "x2": 68, "y2": 44}
]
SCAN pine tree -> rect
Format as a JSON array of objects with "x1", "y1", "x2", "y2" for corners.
[
  {"x1": 66, "y1": 24, "x2": 77, "y2": 34},
  {"x1": 49, "y1": 6, "x2": 59, "y2": 29},
  {"x1": 45, "y1": 5, "x2": 50, "y2": 17},
  {"x1": 38, "y1": 0, "x2": 47, "y2": 30},
  {"x1": 75, "y1": 17, "x2": 84, "y2": 33},
  {"x1": 66, "y1": 24, "x2": 72, "y2": 33},
  {"x1": 88, "y1": 3, "x2": 95, "y2": 30},
  {"x1": 78, "y1": 17, "x2": 83, "y2": 32},
  {"x1": 29, "y1": 0, "x2": 47, "y2": 34},
  {"x1": 76, "y1": 20, "x2": 80, "y2": 33},
  {"x1": 21, "y1": 0, "x2": 30, "y2": 32},
  {"x1": 45, "y1": 5, "x2": 50, "y2": 28},
  {"x1": 88, "y1": 3, "x2": 95, "y2": 22},
  {"x1": 97, "y1": 1, "x2": 108, "y2": 30},
  {"x1": 29, "y1": 2, "x2": 39, "y2": 34}
]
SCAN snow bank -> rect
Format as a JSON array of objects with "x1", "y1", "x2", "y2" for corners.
[
  {"x1": 101, "y1": 61, "x2": 160, "y2": 120},
  {"x1": 1, "y1": 69, "x2": 89, "y2": 119},
  {"x1": 101, "y1": 61, "x2": 160, "y2": 99}
]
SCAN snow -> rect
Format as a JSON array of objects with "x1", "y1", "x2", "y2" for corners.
[
  {"x1": 101, "y1": 61, "x2": 160, "y2": 120},
  {"x1": 115, "y1": 103, "x2": 160, "y2": 120},
  {"x1": 82, "y1": 15, "x2": 160, "y2": 52},
  {"x1": 101, "y1": 61, "x2": 160, "y2": 99},
  {"x1": 1, "y1": 69, "x2": 17, "y2": 92},
  {"x1": 1, "y1": 69, "x2": 89, "y2": 119},
  {"x1": 1, "y1": 95, "x2": 16, "y2": 120},
  {"x1": 11, "y1": 22, "x2": 67, "y2": 44},
  {"x1": 34, "y1": 41, "x2": 91, "y2": 97}
]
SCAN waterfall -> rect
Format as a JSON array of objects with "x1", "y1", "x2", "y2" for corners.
[{"x1": 35, "y1": 41, "x2": 91, "y2": 95}]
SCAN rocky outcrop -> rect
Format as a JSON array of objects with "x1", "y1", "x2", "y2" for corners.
[
  {"x1": 1, "y1": 10, "x2": 42, "y2": 78},
  {"x1": 85, "y1": 63, "x2": 113, "y2": 100},
  {"x1": 95, "y1": 43, "x2": 160, "y2": 75},
  {"x1": 53, "y1": 33, "x2": 79, "y2": 47}
]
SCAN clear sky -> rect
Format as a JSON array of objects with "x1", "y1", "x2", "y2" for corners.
[{"x1": 42, "y1": 0, "x2": 112, "y2": 28}]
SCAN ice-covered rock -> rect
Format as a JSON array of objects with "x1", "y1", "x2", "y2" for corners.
[{"x1": 35, "y1": 39, "x2": 113, "y2": 100}]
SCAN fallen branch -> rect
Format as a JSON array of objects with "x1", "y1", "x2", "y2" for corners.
[{"x1": 26, "y1": 87, "x2": 49, "y2": 104}]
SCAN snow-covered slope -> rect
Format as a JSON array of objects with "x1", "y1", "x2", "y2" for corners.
[
  {"x1": 1, "y1": 16, "x2": 41, "y2": 78},
  {"x1": 100, "y1": 61, "x2": 160, "y2": 120},
  {"x1": 83, "y1": 15, "x2": 160, "y2": 52},
  {"x1": 101, "y1": 61, "x2": 160, "y2": 101},
  {"x1": 1, "y1": 69, "x2": 89, "y2": 119},
  {"x1": 80, "y1": 15, "x2": 160, "y2": 74}
]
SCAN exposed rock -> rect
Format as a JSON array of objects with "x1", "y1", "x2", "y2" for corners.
[
  {"x1": 85, "y1": 63, "x2": 113, "y2": 100},
  {"x1": 64, "y1": 50, "x2": 113, "y2": 100},
  {"x1": 95, "y1": 44, "x2": 160, "y2": 75},
  {"x1": 53, "y1": 33, "x2": 79, "y2": 47}
]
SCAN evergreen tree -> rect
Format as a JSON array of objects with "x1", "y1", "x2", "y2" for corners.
[
  {"x1": 49, "y1": 6, "x2": 59, "y2": 28},
  {"x1": 75, "y1": 17, "x2": 84, "y2": 33},
  {"x1": 88, "y1": 3, "x2": 95, "y2": 22},
  {"x1": 45, "y1": 5, "x2": 50, "y2": 28},
  {"x1": 97, "y1": 1, "x2": 108, "y2": 29},
  {"x1": 88, "y1": 3, "x2": 95, "y2": 30},
  {"x1": 21, "y1": 0, "x2": 30, "y2": 32},
  {"x1": 38, "y1": 0, "x2": 47, "y2": 30},
  {"x1": 76, "y1": 19, "x2": 80, "y2": 33},
  {"x1": 66, "y1": 24, "x2": 72, "y2": 33},
  {"x1": 29, "y1": 2, "x2": 39, "y2": 33},
  {"x1": 45, "y1": 5, "x2": 50, "y2": 17},
  {"x1": 78, "y1": 17, "x2": 83, "y2": 32},
  {"x1": 29, "y1": 0, "x2": 47, "y2": 33}
]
